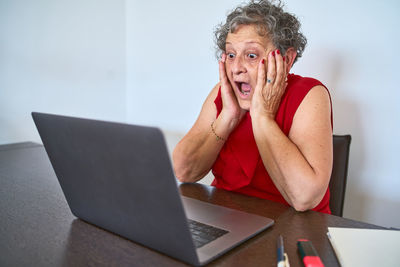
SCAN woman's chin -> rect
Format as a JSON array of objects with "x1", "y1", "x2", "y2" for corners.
[{"x1": 237, "y1": 99, "x2": 251, "y2": 111}]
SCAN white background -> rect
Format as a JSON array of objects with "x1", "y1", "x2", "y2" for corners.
[{"x1": 1, "y1": 0, "x2": 399, "y2": 228}]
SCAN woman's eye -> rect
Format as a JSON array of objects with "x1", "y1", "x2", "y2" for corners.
[
  {"x1": 227, "y1": 53, "x2": 235, "y2": 59},
  {"x1": 248, "y1": 53, "x2": 257, "y2": 59}
]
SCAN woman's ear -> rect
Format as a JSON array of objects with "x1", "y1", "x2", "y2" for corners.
[{"x1": 284, "y1": 47, "x2": 297, "y2": 73}]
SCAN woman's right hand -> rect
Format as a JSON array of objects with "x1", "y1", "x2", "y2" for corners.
[{"x1": 218, "y1": 53, "x2": 246, "y2": 128}]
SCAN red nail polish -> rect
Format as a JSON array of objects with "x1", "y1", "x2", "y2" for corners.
[
  {"x1": 261, "y1": 59, "x2": 265, "y2": 64},
  {"x1": 272, "y1": 51, "x2": 275, "y2": 56},
  {"x1": 276, "y1": 49, "x2": 280, "y2": 55},
  {"x1": 283, "y1": 56, "x2": 286, "y2": 61}
]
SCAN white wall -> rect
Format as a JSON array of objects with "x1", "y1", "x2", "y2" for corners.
[
  {"x1": 126, "y1": 0, "x2": 240, "y2": 131},
  {"x1": 1, "y1": 0, "x2": 399, "y2": 228},
  {"x1": 0, "y1": 0, "x2": 126, "y2": 144}
]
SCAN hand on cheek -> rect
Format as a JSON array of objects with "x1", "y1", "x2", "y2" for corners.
[
  {"x1": 250, "y1": 49, "x2": 287, "y2": 119},
  {"x1": 218, "y1": 54, "x2": 246, "y2": 125}
]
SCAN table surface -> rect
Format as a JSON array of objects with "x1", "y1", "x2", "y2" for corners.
[{"x1": 0, "y1": 142, "x2": 385, "y2": 266}]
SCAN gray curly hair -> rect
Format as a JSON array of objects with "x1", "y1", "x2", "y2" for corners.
[{"x1": 214, "y1": 0, "x2": 307, "y2": 64}]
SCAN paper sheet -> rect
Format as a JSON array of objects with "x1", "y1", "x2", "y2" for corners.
[{"x1": 327, "y1": 227, "x2": 400, "y2": 267}]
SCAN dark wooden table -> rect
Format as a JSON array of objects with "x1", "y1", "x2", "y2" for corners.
[{"x1": 0, "y1": 142, "x2": 384, "y2": 266}]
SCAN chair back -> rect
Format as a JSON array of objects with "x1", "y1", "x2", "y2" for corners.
[{"x1": 329, "y1": 135, "x2": 351, "y2": 217}]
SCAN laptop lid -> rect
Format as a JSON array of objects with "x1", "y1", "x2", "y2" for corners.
[{"x1": 32, "y1": 112, "x2": 199, "y2": 265}]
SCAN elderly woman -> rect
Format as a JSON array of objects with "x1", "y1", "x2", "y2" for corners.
[{"x1": 173, "y1": 0, "x2": 333, "y2": 214}]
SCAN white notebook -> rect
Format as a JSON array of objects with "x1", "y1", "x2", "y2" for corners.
[{"x1": 327, "y1": 227, "x2": 400, "y2": 267}]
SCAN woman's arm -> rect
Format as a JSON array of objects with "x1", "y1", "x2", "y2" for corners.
[
  {"x1": 172, "y1": 84, "x2": 223, "y2": 182},
  {"x1": 253, "y1": 86, "x2": 332, "y2": 211},
  {"x1": 251, "y1": 51, "x2": 333, "y2": 211},
  {"x1": 173, "y1": 55, "x2": 246, "y2": 182}
]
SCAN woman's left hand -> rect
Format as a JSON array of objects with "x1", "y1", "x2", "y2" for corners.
[{"x1": 250, "y1": 49, "x2": 287, "y2": 119}]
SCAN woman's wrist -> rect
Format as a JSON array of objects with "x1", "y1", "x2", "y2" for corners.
[
  {"x1": 219, "y1": 109, "x2": 243, "y2": 131},
  {"x1": 251, "y1": 111, "x2": 276, "y2": 128},
  {"x1": 210, "y1": 121, "x2": 226, "y2": 141},
  {"x1": 211, "y1": 110, "x2": 239, "y2": 141}
]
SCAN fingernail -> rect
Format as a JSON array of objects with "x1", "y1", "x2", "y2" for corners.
[
  {"x1": 261, "y1": 59, "x2": 265, "y2": 64},
  {"x1": 276, "y1": 49, "x2": 280, "y2": 55},
  {"x1": 272, "y1": 51, "x2": 275, "y2": 56},
  {"x1": 283, "y1": 56, "x2": 286, "y2": 61}
]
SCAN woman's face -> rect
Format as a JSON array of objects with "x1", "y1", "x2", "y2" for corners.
[{"x1": 225, "y1": 24, "x2": 275, "y2": 110}]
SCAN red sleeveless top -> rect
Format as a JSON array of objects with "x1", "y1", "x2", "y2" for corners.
[{"x1": 211, "y1": 74, "x2": 332, "y2": 214}]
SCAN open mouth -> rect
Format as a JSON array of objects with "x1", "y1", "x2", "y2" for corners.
[{"x1": 235, "y1": 82, "x2": 251, "y2": 97}]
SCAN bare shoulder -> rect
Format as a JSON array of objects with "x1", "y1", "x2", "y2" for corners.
[
  {"x1": 290, "y1": 85, "x2": 331, "y2": 137},
  {"x1": 202, "y1": 82, "x2": 221, "y2": 111},
  {"x1": 302, "y1": 85, "x2": 331, "y2": 111},
  {"x1": 289, "y1": 85, "x2": 332, "y2": 164},
  {"x1": 186, "y1": 83, "x2": 221, "y2": 135}
]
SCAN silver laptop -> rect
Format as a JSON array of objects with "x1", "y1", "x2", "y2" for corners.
[{"x1": 32, "y1": 112, "x2": 274, "y2": 266}]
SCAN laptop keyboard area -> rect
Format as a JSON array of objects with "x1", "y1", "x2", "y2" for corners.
[{"x1": 187, "y1": 219, "x2": 229, "y2": 248}]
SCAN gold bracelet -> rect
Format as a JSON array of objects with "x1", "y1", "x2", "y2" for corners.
[{"x1": 211, "y1": 121, "x2": 226, "y2": 142}]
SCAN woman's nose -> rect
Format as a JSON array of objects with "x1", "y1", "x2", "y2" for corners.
[{"x1": 232, "y1": 57, "x2": 246, "y2": 75}]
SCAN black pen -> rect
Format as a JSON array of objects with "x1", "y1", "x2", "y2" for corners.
[{"x1": 277, "y1": 235, "x2": 290, "y2": 267}]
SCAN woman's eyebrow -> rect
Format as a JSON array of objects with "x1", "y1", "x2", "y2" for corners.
[{"x1": 226, "y1": 41, "x2": 264, "y2": 46}]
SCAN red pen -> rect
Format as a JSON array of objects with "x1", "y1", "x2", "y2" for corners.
[{"x1": 297, "y1": 239, "x2": 325, "y2": 267}]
